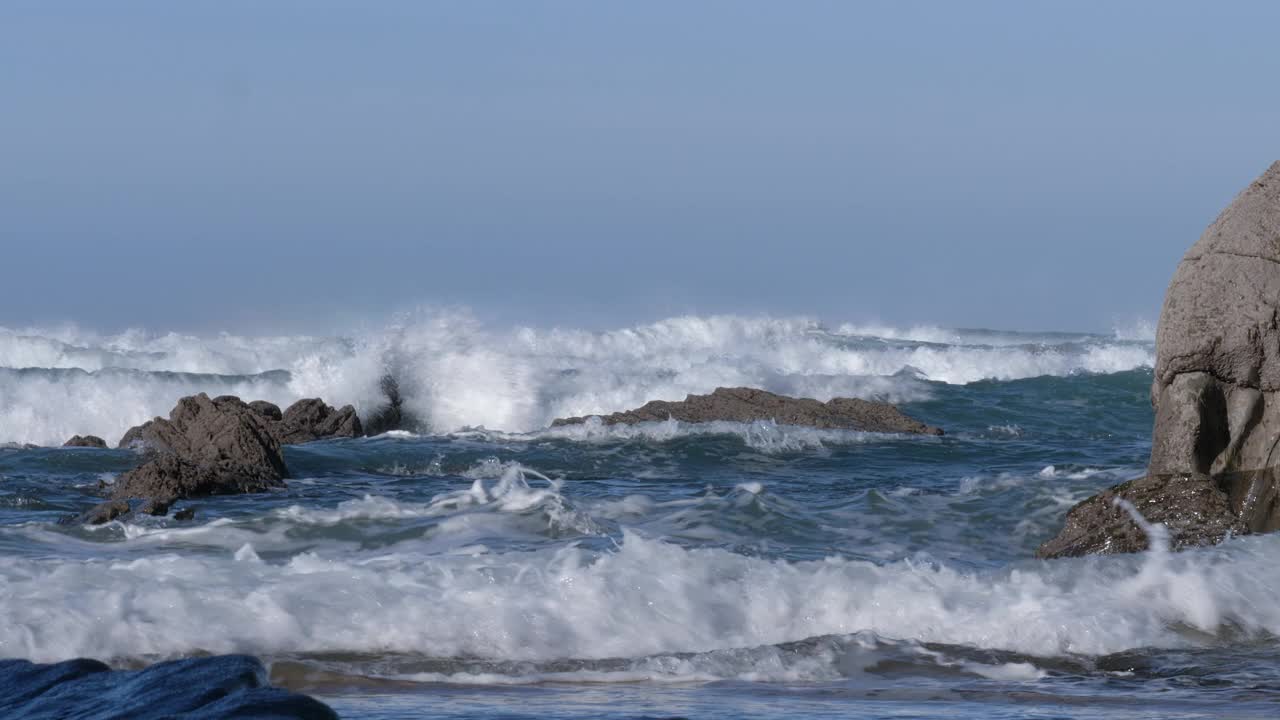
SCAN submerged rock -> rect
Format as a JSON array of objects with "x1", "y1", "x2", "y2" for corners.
[
  {"x1": 1040, "y1": 161, "x2": 1280, "y2": 558},
  {"x1": 0, "y1": 655, "x2": 337, "y2": 719},
  {"x1": 113, "y1": 393, "x2": 288, "y2": 502},
  {"x1": 551, "y1": 387, "x2": 943, "y2": 435},
  {"x1": 62, "y1": 434, "x2": 107, "y2": 449},
  {"x1": 60, "y1": 499, "x2": 132, "y2": 526}
]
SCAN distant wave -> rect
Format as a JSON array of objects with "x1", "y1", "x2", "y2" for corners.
[{"x1": 0, "y1": 311, "x2": 1154, "y2": 446}]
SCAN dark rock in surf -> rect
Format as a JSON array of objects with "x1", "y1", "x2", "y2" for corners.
[
  {"x1": 121, "y1": 396, "x2": 360, "y2": 451},
  {"x1": 364, "y1": 373, "x2": 415, "y2": 435},
  {"x1": 173, "y1": 506, "x2": 196, "y2": 521},
  {"x1": 113, "y1": 393, "x2": 288, "y2": 502},
  {"x1": 1036, "y1": 474, "x2": 1247, "y2": 558},
  {"x1": 62, "y1": 434, "x2": 107, "y2": 449},
  {"x1": 0, "y1": 655, "x2": 338, "y2": 719},
  {"x1": 551, "y1": 386, "x2": 943, "y2": 435},
  {"x1": 1039, "y1": 161, "x2": 1280, "y2": 558},
  {"x1": 61, "y1": 499, "x2": 132, "y2": 526},
  {"x1": 107, "y1": 392, "x2": 363, "y2": 508},
  {"x1": 274, "y1": 398, "x2": 363, "y2": 444}
]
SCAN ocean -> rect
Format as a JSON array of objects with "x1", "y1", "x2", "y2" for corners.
[{"x1": 2, "y1": 312, "x2": 1277, "y2": 719}]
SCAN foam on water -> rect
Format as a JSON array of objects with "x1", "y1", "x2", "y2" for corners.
[
  {"x1": 0, "y1": 311, "x2": 1154, "y2": 446},
  {"x1": 493, "y1": 418, "x2": 934, "y2": 453},
  {"x1": 1, "y1": 522, "x2": 1276, "y2": 672}
]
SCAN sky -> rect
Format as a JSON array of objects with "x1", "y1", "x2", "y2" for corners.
[{"x1": 2, "y1": 1, "x2": 1278, "y2": 334}]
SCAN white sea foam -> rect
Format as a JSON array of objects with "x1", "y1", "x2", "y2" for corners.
[
  {"x1": 1, "y1": 528, "x2": 1277, "y2": 670},
  {"x1": 493, "y1": 417, "x2": 926, "y2": 453},
  {"x1": 0, "y1": 311, "x2": 1154, "y2": 446}
]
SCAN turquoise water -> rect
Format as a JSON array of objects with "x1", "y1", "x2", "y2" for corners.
[{"x1": 3, "y1": 317, "x2": 1278, "y2": 718}]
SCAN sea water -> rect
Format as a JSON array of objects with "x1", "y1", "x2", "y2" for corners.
[{"x1": 2, "y1": 312, "x2": 1277, "y2": 719}]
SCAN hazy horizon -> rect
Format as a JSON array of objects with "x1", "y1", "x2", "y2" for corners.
[{"x1": 4, "y1": 1, "x2": 1279, "y2": 335}]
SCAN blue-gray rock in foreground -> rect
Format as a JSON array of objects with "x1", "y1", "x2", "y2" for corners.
[{"x1": 0, "y1": 654, "x2": 337, "y2": 719}]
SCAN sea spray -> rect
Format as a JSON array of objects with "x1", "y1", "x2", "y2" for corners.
[{"x1": 0, "y1": 312, "x2": 1153, "y2": 445}]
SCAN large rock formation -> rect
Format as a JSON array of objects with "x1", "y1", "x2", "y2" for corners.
[
  {"x1": 112, "y1": 393, "x2": 288, "y2": 502},
  {"x1": 61, "y1": 394, "x2": 362, "y2": 522},
  {"x1": 1040, "y1": 161, "x2": 1280, "y2": 558},
  {"x1": 120, "y1": 396, "x2": 361, "y2": 450},
  {"x1": 552, "y1": 387, "x2": 943, "y2": 435}
]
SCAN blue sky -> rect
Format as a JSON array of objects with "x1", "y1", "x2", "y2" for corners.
[{"x1": 2, "y1": 1, "x2": 1278, "y2": 333}]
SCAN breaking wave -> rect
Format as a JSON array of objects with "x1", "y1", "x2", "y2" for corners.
[{"x1": 0, "y1": 311, "x2": 1154, "y2": 446}]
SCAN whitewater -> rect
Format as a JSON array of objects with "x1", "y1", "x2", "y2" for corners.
[
  {"x1": 8, "y1": 311, "x2": 1278, "y2": 719},
  {"x1": 0, "y1": 311, "x2": 1153, "y2": 447}
]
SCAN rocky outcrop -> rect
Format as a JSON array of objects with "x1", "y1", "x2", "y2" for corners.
[
  {"x1": 62, "y1": 435, "x2": 107, "y2": 449},
  {"x1": 113, "y1": 394, "x2": 288, "y2": 502},
  {"x1": 121, "y1": 397, "x2": 360, "y2": 450},
  {"x1": 66, "y1": 393, "x2": 365, "y2": 518},
  {"x1": 1040, "y1": 161, "x2": 1280, "y2": 558},
  {"x1": 552, "y1": 387, "x2": 944, "y2": 435},
  {"x1": 274, "y1": 398, "x2": 362, "y2": 444}
]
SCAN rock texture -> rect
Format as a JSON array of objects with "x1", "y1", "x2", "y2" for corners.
[
  {"x1": 552, "y1": 387, "x2": 943, "y2": 435},
  {"x1": 274, "y1": 398, "x2": 362, "y2": 444},
  {"x1": 113, "y1": 394, "x2": 288, "y2": 502},
  {"x1": 1040, "y1": 160, "x2": 1280, "y2": 558},
  {"x1": 62, "y1": 435, "x2": 107, "y2": 449},
  {"x1": 121, "y1": 397, "x2": 360, "y2": 450}
]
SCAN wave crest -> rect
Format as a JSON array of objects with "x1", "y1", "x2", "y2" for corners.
[{"x1": 0, "y1": 311, "x2": 1154, "y2": 445}]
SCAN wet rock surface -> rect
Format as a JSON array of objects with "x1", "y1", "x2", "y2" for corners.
[
  {"x1": 1036, "y1": 474, "x2": 1248, "y2": 558},
  {"x1": 60, "y1": 499, "x2": 132, "y2": 526},
  {"x1": 1040, "y1": 161, "x2": 1280, "y2": 558},
  {"x1": 552, "y1": 386, "x2": 943, "y2": 435},
  {"x1": 274, "y1": 398, "x2": 363, "y2": 444},
  {"x1": 0, "y1": 655, "x2": 337, "y2": 719},
  {"x1": 63, "y1": 393, "x2": 365, "y2": 520},
  {"x1": 113, "y1": 393, "x2": 288, "y2": 502},
  {"x1": 62, "y1": 435, "x2": 107, "y2": 449}
]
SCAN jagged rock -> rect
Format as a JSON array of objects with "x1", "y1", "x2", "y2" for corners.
[
  {"x1": 551, "y1": 387, "x2": 943, "y2": 435},
  {"x1": 62, "y1": 435, "x2": 107, "y2": 449},
  {"x1": 122, "y1": 396, "x2": 359, "y2": 450},
  {"x1": 274, "y1": 398, "x2": 362, "y2": 444},
  {"x1": 1040, "y1": 161, "x2": 1280, "y2": 558},
  {"x1": 1036, "y1": 474, "x2": 1247, "y2": 557},
  {"x1": 112, "y1": 394, "x2": 287, "y2": 502},
  {"x1": 61, "y1": 499, "x2": 132, "y2": 526}
]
